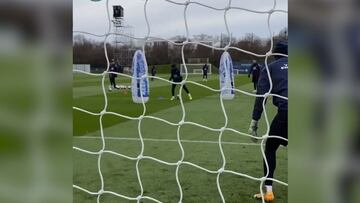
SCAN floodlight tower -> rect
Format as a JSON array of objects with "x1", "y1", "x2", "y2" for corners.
[{"x1": 112, "y1": 5, "x2": 134, "y2": 67}]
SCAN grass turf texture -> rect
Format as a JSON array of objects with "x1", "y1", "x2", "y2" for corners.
[{"x1": 73, "y1": 73, "x2": 288, "y2": 202}]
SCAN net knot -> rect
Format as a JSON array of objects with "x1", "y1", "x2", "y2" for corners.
[
  {"x1": 137, "y1": 155, "x2": 143, "y2": 160},
  {"x1": 136, "y1": 195, "x2": 142, "y2": 201},
  {"x1": 218, "y1": 168, "x2": 224, "y2": 173},
  {"x1": 98, "y1": 189, "x2": 104, "y2": 194},
  {"x1": 180, "y1": 80, "x2": 186, "y2": 85}
]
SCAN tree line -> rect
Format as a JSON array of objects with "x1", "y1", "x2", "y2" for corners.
[{"x1": 73, "y1": 27, "x2": 287, "y2": 69}]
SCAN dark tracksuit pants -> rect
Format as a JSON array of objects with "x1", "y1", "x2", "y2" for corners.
[
  {"x1": 203, "y1": 72, "x2": 208, "y2": 79},
  {"x1": 253, "y1": 77, "x2": 259, "y2": 90},
  {"x1": 109, "y1": 75, "x2": 118, "y2": 89},
  {"x1": 151, "y1": 73, "x2": 155, "y2": 81},
  {"x1": 172, "y1": 84, "x2": 190, "y2": 96},
  {"x1": 264, "y1": 110, "x2": 288, "y2": 186}
]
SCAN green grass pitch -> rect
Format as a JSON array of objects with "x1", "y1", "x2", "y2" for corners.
[{"x1": 73, "y1": 72, "x2": 288, "y2": 202}]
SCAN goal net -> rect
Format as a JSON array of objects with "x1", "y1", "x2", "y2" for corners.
[
  {"x1": 73, "y1": 64, "x2": 90, "y2": 73},
  {"x1": 73, "y1": 0, "x2": 288, "y2": 202},
  {"x1": 233, "y1": 69, "x2": 241, "y2": 75},
  {"x1": 180, "y1": 63, "x2": 212, "y2": 75}
]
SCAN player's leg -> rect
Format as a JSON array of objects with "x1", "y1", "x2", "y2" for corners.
[
  {"x1": 263, "y1": 138, "x2": 281, "y2": 187},
  {"x1": 265, "y1": 111, "x2": 287, "y2": 184},
  {"x1": 182, "y1": 85, "x2": 192, "y2": 100},
  {"x1": 109, "y1": 76, "x2": 115, "y2": 91},
  {"x1": 253, "y1": 78, "x2": 259, "y2": 93},
  {"x1": 254, "y1": 110, "x2": 287, "y2": 201},
  {"x1": 253, "y1": 82, "x2": 257, "y2": 92},
  {"x1": 171, "y1": 84, "x2": 177, "y2": 100},
  {"x1": 113, "y1": 77, "x2": 120, "y2": 89}
]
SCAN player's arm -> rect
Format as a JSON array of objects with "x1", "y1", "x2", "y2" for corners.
[
  {"x1": 248, "y1": 67, "x2": 270, "y2": 141},
  {"x1": 252, "y1": 71, "x2": 269, "y2": 120},
  {"x1": 248, "y1": 65, "x2": 253, "y2": 78}
]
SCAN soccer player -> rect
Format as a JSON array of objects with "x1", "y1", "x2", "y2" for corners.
[
  {"x1": 108, "y1": 59, "x2": 120, "y2": 91},
  {"x1": 248, "y1": 41, "x2": 288, "y2": 202},
  {"x1": 169, "y1": 64, "x2": 192, "y2": 101},
  {"x1": 151, "y1": 65, "x2": 156, "y2": 81},
  {"x1": 202, "y1": 63, "x2": 209, "y2": 81},
  {"x1": 248, "y1": 60, "x2": 261, "y2": 93}
]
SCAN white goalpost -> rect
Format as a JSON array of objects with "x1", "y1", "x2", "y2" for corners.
[
  {"x1": 233, "y1": 69, "x2": 240, "y2": 75},
  {"x1": 73, "y1": 0, "x2": 288, "y2": 202}
]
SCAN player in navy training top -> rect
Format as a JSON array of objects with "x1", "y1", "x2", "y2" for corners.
[
  {"x1": 108, "y1": 59, "x2": 120, "y2": 91},
  {"x1": 151, "y1": 65, "x2": 156, "y2": 81},
  {"x1": 248, "y1": 41, "x2": 288, "y2": 201},
  {"x1": 248, "y1": 60, "x2": 261, "y2": 93},
  {"x1": 169, "y1": 64, "x2": 192, "y2": 101},
  {"x1": 202, "y1": 63, "x2": 209, "y2": 81}
]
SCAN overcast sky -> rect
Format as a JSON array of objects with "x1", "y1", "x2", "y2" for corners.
[{"x1": 73, "y1": 0, "x2": 287, "y2": 40}]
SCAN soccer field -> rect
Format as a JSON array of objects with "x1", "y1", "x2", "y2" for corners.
[{"x1": 73, "y1": 73, "x2": 288, "y2": 202}]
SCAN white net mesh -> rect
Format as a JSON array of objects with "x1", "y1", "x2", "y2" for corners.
[{"x1": 73, "y1": 0, "x2": 288, "y2": 202}]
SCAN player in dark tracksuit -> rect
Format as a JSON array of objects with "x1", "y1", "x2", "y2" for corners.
[
  {"x1": 202, "y1": 63, "x2": 209, "y2": 81},
  {"x1": 151, "y1": 65, "x2": 156, "y2": 81},
  {"x1": 248, "y1": 60, "x2": 261, "y2": 92},
  {"x1": 248, "y1": 41, "x2": 288, "y2": 201},
  {"x1": 169, "y1": 64, "x2": 192, "y2": 100},
  {"x1": 108, "y1": 60, "x2": 120, "y2": 91}
]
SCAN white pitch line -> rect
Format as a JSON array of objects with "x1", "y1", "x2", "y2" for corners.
[{"x1": 75, "y1": 136, "x2": 261, "y2": 146}]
